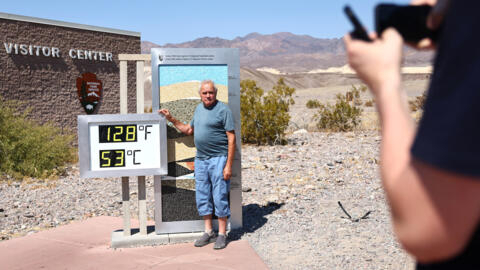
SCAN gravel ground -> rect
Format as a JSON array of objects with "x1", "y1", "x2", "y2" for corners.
[
  {"x1": 0, "y1": 131, "x2": 414, "y2": 269},
  {"x1": 238, "y1": 131, "x2": 414, "y2": 269}
]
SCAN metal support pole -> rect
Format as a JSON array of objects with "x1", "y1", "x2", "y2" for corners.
[
  {"x1": 138, "y1": 176, "x2": 147, "y2": 235},
  {"x1": 154, "y1": 175, "x2": 162, "y2": 232},
  {"x1": 122, "y1": 177, "x2": 131, "y2": 236}
]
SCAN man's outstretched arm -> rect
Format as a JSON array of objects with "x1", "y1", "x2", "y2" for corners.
[{"x1": 158, "y1": 109, "x2": 193, "y2": 135}]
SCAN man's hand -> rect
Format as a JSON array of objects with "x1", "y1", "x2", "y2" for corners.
[
  {"x1": 223, "y1": 164, "x2": 232, "y2": 180},
  {"x1": 158, "y1": 109, "x2": 194, "y2": 135},
  {"x1": 344, "y1": 28, "x2": 403, "y2": 96},
  {"x1": 224, "y1": 130, "x2": 236, "y2": 181},
  {"x1": 158, "y1": 109, "x2": 173, "y2": 122}
]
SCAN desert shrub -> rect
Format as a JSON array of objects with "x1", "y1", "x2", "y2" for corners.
[
  {"x1": 364, "y1": 99, "x2": 374, "y2": 107},
  {"x1": 409, "y1": 92, "x2": 427, "y2": 112},
  {"x1": 313, "y1": 86, "x2": 363, "y2": 132},
  {"x1": 306, "y1": 99, "x2": 321, "y2": 109},
  {"x1": 346, "y1": 85, "x2": 366, "y2": 106},
  {"x1": 241, "y1": 78, "x2": 295, "y2": 145},
  {"x1": 0, "y1": 96, "x2": 75, "y2": 179}
]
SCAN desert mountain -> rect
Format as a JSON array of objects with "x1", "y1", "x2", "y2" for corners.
[{"x1": 142, "y1": 32, "x2": 433, "y2": 73}]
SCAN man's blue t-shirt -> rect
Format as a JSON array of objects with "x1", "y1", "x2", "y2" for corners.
[{"x1": 190, "y1": 101, "x2": 235, "y2": 160}]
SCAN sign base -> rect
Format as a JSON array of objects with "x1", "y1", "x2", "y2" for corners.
[{"x1": 111, "y1": 226, "x2": 204, "y2": 248}]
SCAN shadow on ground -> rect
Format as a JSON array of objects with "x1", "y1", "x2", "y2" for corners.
[{"x1": 229, "y1": 202, "x2": 284, "y2": 241}]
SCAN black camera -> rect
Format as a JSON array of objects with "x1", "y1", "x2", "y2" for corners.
[
  {"x1": 345, "y1": 4, "x2": 440, "y2": 43},
  {"x1": 375, "y1": 4, "x2": 438, "y2": 43},
  {"x1": 344, "y1": 5, "x2": 372, "y2": 42}
]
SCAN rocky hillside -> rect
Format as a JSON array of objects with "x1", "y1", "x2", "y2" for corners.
[{"x1": 142, "y1": 32, "x2": 434, "y2": 73}]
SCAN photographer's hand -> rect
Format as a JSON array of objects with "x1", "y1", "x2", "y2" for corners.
[
  {"x1": 344, "y1": 28, "x2": 403, "y2": 96},
  {"x1": 410, "y1": 0, "x2": 450, "y2": 49}
]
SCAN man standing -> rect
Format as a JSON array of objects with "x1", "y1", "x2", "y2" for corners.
[{"x1": 158, "y1": 79, "x2": 235, "y2": 250}]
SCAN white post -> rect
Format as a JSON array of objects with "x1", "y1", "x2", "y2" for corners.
[
  {"x1": 136, "y1": 61, "x2": 145, "y2": 114},
  {"x1": 119, "y1": 59, "x2": 130, "y2": 236},
  {"x1": 120, "y1": 60, "x2": 128, "y2": 114},
  {"x1": 136, "y1": 60, "x2": 147, "y2": 235}
]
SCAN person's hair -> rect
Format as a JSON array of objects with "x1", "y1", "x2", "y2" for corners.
[{"x1": 199, "y1": 80, "x2": 218, "y2": 94}]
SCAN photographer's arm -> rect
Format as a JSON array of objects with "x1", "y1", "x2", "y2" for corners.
[{"x1": 345, "y1": 29, "x2": 480, "y2": 263}]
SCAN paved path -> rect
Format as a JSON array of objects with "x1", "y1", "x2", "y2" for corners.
[{"x1": 0, "y1": 216, "x2": 268, "y2": 270}]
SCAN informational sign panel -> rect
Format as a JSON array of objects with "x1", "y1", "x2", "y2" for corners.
[
  {"x1": 151, "y1": 48, "x2": 242, "y2": 233},
  {"x1": 158, "y1": 64, "x2": 229, "y2": 180},
  {"x1": 78, "y1": 114, "x2": 168, "y2": 178}
]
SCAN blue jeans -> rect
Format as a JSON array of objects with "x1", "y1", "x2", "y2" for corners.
[{"x1": 195, "y1": 156, "x2": 230, "y2": 218}]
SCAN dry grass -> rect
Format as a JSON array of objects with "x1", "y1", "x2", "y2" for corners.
[{"x1": 360, "y1": 111, "x2": 380, "y2": 130}]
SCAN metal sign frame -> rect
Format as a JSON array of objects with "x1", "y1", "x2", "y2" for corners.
[
  {"x1": 151, "y1": 48, "x2": 242, "y2": 234},
  {"x1": 78, "y1": 113, "x2": 168, "y2": 178}
]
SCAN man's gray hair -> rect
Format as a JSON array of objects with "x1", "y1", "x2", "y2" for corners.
[{"x1": 199, "y1": 80, "x2": 218, "y2": 93}]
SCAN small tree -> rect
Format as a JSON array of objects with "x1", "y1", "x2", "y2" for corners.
[
  {"x1": 241, "y1": 78, "x2": 295, "y2": 145},
  {"x1": 313, "y1": 86, "x2": 363, "y2": 132},
  {"x1": 306, "y1": 99, "x2": 321, "y2": 109},
  {"x1": 240, "y1": 80, "x2": 265, "y2": 144}
]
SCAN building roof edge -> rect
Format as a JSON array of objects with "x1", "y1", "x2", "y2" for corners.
[{"x1": 0, "y1": 12, "x2": 141, "y2": 37}]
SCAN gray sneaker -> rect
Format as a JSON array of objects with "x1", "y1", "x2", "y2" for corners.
[
  {"x1": 214, "y1": 234, "x2": 227, "y2": 249},
  {"x1": 194, "y1": 232, "x2": 216, "y2": 247}
]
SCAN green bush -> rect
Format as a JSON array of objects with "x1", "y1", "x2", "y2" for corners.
[
  {"x1": 240, "y1": 78, "x2": 295, "y2": 145},
  {"x1": 0, "y1": 96, "x2": 75, "y2": 179},
  {"x1": 313, "y1": 87, "x2": 363, "y2": 132},
  {"x1": 306, "y1": 99, "x2": 321, "y2": 109}
]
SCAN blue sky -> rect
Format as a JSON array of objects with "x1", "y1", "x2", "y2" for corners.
[
  {"x1": 159, "y1": 65, "x2": 228, "y2": 86},
  {"x1": 3, "y1": 0, "x2": 410, "y2": 44}
]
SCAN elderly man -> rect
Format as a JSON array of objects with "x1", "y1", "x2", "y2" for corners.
[{"x1": 158, "y1": 79, "x2": 235, "y2": 250}]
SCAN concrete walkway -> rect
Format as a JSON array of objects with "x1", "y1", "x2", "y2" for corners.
[{"x1": 0, "y1": 216, "x2": 269, "y2": 270}]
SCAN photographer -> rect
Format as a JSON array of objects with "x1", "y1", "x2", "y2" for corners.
[{"x1": 344, "y1": 0, "x2": 480, "y2": 268}]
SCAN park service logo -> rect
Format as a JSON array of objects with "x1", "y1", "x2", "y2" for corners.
[{"x1": 76, "y1": 72, "x2": 103, "y2": 114}]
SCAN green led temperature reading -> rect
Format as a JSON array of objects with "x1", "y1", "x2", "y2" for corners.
[{"x1": 99, "y1": 125, "x2": 137, "y2": 143}]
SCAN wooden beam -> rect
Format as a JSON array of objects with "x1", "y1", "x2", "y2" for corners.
[{"x1": 118, "y1": 54, "x2": 150, "y2": 61}]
